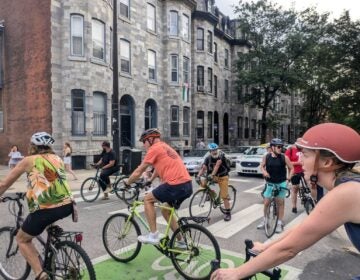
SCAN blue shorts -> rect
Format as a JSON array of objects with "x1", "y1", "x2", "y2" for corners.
[
  {"x1": 263, "y1": 181, "x2": 288, "y2": 199},
  {"x1": 152, "y1": 181, "x2": 193, "y2": 206}
]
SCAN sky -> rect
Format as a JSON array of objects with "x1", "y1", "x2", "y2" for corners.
[{"x1": 216, "y1": 0, "x2": 360, "y2": 20}]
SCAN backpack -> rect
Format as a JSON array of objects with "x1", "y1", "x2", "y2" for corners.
[{"x1": 219, "y1": 151, "x2": 232, "y2": 172}]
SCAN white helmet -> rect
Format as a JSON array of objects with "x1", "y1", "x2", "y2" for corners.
[{"x1": 31, "y1": 132, "x2": 55, "y2": 146}]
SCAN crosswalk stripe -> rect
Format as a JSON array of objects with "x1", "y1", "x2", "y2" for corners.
[
  {"x1": 229, "y1": 178, "x2": 251, "y2": 183},
  {"x1": 244, "y1": 184, "x2": 264, "y2": 194},
  {"x1": 206, "y1": 204, "x2": 263, "y2": 238}
]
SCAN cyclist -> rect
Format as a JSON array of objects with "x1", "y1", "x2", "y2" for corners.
[
  {"x1": 257, "y1": 138, "x2": 293, "y2": 233},
  {"x1": 0, "y1": 132, "x2": 74, "y2": 280},
  {"x1": 124, "y1": 128, "x2": 193, "y2": 244},
  {"x1": 93, "y1": 140, "x2": 119, "y2": 200},
  {"x1": 210, "y1": 123, "x2": 360, "y2": 280},
  {"x1": 285, "y1": 144, "x2": 303, "y2": 213},
  {"x1": 196, "y1": 143, "x2": 232, "y2": 221}
]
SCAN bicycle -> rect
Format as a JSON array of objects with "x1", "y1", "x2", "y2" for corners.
[
  {"x1": 0, "y1": 192, "x2": 96, "y2": 280},
  {"x1": 188, "y1": 176, "x2": 236, "y2": 219},
  {"x1": 263, "y1": 182, "x2": 290, "y2": 238},
  {"x1": 80, "y1": 164, "x2": 128, "y2": 202},
  {"x1": 298, "y1": 174, "x2": 316, "y2": 215},
  {"x1": 102, "y1": 182, "x2": 221, "y2": 280}
]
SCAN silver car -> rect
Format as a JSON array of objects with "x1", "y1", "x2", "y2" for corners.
[
  {"x1": 236, "y1": 146, "x2": 267, "y2": 175},
  {"x1": 182, "y1": 150, "x2": 208, "y2": 175}
]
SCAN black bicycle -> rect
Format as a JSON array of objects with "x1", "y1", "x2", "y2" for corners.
[
  {"x1": 298, "y1": 174, "x2": 316, "y2": 215},
  {"x1": 80, "y1": 164, "x2": 128, "y2": 202},
  {"x1": 0, "y1": 193, "x2": 96, "y2": 280}
]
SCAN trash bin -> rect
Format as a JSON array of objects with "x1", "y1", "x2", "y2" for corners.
[{"x1": 122, "y1": 148, "x2": 142, "y2": 175}]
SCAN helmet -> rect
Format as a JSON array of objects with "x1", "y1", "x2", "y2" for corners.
[
  {"x1": 31, "y1": 132, "x2": 55, "y2": 146},
  {"x1": 139, "y1": 128, "x2": 161, "y2": 142},
  {"x1": 295, "y1": 123, "x2": 360, "y2": 163},
  {"x1": 208, "y1": 143, "x2": 219, "y2": 150},
  {"x1": 270, "y1": 138, "x2": 284, "y2": 146}
]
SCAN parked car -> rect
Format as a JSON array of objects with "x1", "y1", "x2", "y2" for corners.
[
  {"x1": 182, "y1": 149, "x2": 208, "y2": 175},
  {"x1": 236, "y1": 146, "x2": 268, "y2": 176},
  {"x1": 227, "y1": 146, "x2": 252, "y2": 167}
]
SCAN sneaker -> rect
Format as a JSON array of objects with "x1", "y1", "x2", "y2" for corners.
[
  {"x1": 257, "y1": 219, "x2": 265, "y2": 230},
  {"x1": 292, "y1": 207, "x2": 297, "y2": 214},
  {"x1": 103, "y1": 185, "x2": 112, "y2": 194},
  {"x1": 137, "y1": 231, "x2": 160, "y2": 245},
  {"x1": 275, "y1": 222, "x2": 283, "y2": 233},
  {"x1": 175, "y1": 240, "x2": 187, "y2": 249},
  {"x1": 102, "y1": 193, "x2": 109, "y2": 200},
  {"x1": 223, "y1": 212, "x2": 231, "y2": 221}
]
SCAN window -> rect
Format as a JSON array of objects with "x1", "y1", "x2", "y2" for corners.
[
  {"x1": 225, "y1": 48, "x2": 229, "y2": 68},
  {"x1": 109, "y1": 28, "x2": 113, "y2": 65},
  {"x1": 214, "y1": 42, "x2": 217, "y2": 62},
  {"x1": 170, "y1": 54, "x2": 178, "y2": 83},
  {"x1": 182, "y1": 14, "x2": 189, "y2": 40},
  {"x1": 237, "y1": 117, "x2": 243, "y2": 138},
  {"x1": 70, "y1": 14, "x2": 84, "y2": 56},
  {"x1": 145, "y1": 99, "x2": 157, "y2": 129},
  {"x1": 197, "y1": 28, "x2": 204, "y2": 50},
  {"x1": 71, "y1": 89, "x2": 85, "y2": 136},
  {"x1": 93, "y1": 92, "x2": 107, "y2": 136},
  {"x1": 208, "y1": 112, "x2": 213, "y2": 138},
  {"x1": 120, "y1": 0, "x2": 130, "y2": 19},
  {"x1": 148, "y1": 50, "x2": 156, "y2": 81},
  {"x1": 183, "y1": 107, "x2": 190, "y2": 136},
  {"x1": 214, "y1": 75, "x2": 217, "y2": 98},
  {"x1": 120, "y1": 39, "x2": 131, "y2": 74},
  {"x1": 207, "y1": 68, "x2": 212, "y2": 93},
  {"x1": 170, "y1": 106, "x2": 179, "y2": 137},
  {"x1": 92, "y1": 19, "x2": 105, "y2": 60},
  {"x1": 196, "y1": 111, "x2": 204, "y2": 139},
  {"x1": 244, "y1": 117, "x2": 249, "y2": 139},
  {"x1": 207, "y1": 31, "x2": 213, "y2": 53},
  {"x1": 147, "y1": 3, "x2": 156, "y2": 32},
  {"x1": 225, "y1": 79, "x2": 229, "y2": 100},
  {"x1": 169, "y1": 11, "x2": 178, "y2": 36},
  {"x1": 251, "y1": 119, "x2": 257, "y2": 138},
  {"x1": 183, "y1": 57, "x2": 190, "y2": 101},
  {"x1": 197, "y1": 66, "x2": 204, "y2": 87}
]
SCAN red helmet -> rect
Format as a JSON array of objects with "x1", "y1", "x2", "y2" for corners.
[
  {"x1": 139, "y1": 128, "x2": 161, "y2": 142},
  {"x1": 295, "y1": 123, "x2": 360, "y2": 163}
]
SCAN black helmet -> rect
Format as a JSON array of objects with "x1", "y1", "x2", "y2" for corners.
[
  {"x1": 270, "y1": 138, "x2": 284, "y2": 146},
  {"x1": 139, "y1": 128, "x2": 161, "y2": 142}
]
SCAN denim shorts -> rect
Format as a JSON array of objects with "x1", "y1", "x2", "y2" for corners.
[
  {"x1": 263, "y1": 181, "x2": 288, "y2": 199},
  {"x1": 152, "y1": 181, "x2": 193, "y2": 205}
]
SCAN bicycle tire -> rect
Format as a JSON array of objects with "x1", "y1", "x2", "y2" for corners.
[
  {"x1": 264, "y1": 200, "x2": 278, "y2": 238},
  {"x1": 219, "y1": 185, "x2": 236, "y2": 214},
  {"x1": 0, "y1": 227, "x2": 31, "y2": 280},
  {"x1": 304, "y1": 198, "x2": 315, "y2": 215},
  {"x1": 169, "y1": 223, "x2": 221, "y2": 280},
  {"x1": 47, "y1": 240, "x2": 96, "y2": 280},
  {"x1": 189, "y1": 189, "x2": 213, "y2": 219},
  {"x1": 113, "y1": 175, "x2": 129, "y2": 200},
  {"x1": 102, "y1": 213, "x2": 142, "y2": 262},
  {"x1": 80, "y1": 177, "x2": 101, "y2": 202}
]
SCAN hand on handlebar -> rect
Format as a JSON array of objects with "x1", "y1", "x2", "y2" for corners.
[
  {"x1": 144, "y1": 181, "x2": 152, "y2": 187},
  {"x1": 0, "y1": 196, "x2": 4, "y2": 202},
  {"x1": 195, "y1": 176, "x2": 201, "y2": 185},
  {"x1": 123, "y1": 179, "x2": 131, "y2": 188}
]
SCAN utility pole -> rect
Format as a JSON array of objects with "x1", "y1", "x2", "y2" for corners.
[{"x1": 112, "y1": 1, "x2": 120, "y2": 159}]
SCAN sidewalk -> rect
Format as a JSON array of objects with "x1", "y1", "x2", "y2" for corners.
[{"x1": 0, "y1": 165, "x2": 94, "y2": 192}]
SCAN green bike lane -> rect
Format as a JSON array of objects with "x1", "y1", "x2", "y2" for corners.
[{"x1": 90, "y1": 245, "x2": 301, "y2": 279}]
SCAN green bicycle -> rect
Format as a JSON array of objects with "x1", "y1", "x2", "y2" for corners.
[{"x1": 102, "y1": 182, "x2": 221, "y2": 280}]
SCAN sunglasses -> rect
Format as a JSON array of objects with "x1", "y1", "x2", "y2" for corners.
[{"x1": 275, "y1": 145, "x2": 283, "y2": 149}]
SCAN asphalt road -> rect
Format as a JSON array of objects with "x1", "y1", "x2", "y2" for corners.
[{"x1": 0, "y1": 167, "x2": 359, "y2": 279}]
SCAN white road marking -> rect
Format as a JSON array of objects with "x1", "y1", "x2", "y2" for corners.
[{"x1": 243, "y1": 184, "x2": 265, "y2": 194}]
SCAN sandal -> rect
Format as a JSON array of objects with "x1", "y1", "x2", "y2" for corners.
[{"x1": 35, "y1": 270, "x2": 49, "y2": 280}]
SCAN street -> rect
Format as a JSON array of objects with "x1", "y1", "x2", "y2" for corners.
[{"x1": 0, "y1": 167, "x2": 359, "y2": 280}]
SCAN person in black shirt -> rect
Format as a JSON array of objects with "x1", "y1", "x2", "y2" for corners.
[{"x1": 94, "y1": 141, "x2": 119, "y2": 200}]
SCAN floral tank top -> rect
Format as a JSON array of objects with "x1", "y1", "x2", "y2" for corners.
[{"x1": 26, "y1": 154, "x2": 72, "y2": 213}]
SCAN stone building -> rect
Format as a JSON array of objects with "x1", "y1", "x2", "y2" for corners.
[{"x1": 0, "y1": 0, "x2": 299, "y2": 167}]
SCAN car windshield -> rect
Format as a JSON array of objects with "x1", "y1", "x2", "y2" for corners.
[
  {"x1": 230, "y1": 146, "x2": 251, "y2": 153},
  {"x1": 184, "y1": 150, "x2": 208, "y2": 157},
  {"x1": 245, "y1": 147, "x2": 267, "y2": 155}
]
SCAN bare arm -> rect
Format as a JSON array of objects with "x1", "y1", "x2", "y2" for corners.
[
  {"x1": 260, "y1": 154, "x2": 269, "y2": 178},
  {"x1": 211, "y1": 159, "x2": 222, "y2": 176},
  {"x1": 284, "y1": 156, "x2": 294, "y2": 179},
  {"x1": 127, "y1": 162, "x2": 151, "y2": 185},
  {"x1": 197, "y1": 164, "x2": 207, "y2": 177}
]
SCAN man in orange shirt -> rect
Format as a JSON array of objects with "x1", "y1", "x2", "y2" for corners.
[{"x1": 124, "y1": 128, "x2": 193, "y2": 244}]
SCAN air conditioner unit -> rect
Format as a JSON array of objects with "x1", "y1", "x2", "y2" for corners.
[{"x1": 197, "y1": 85, "x2": 205, "y2": 92}]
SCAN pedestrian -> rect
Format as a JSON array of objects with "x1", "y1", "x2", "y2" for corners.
[
  {"x1": 196, "y1": 139, "x2": 206, "y2": 149},
  {"x1": 0, "y1": 132, "x2": 75, "y2": 280},
  {"x1": 210, "y1": 123, "x2": 360, "y2": 280},
  {"x1": 257, "y1": 138, "x2": 294, "y2": 233},
  {"x1": 63, "y1": 142, "x2": 78, "y2": 180},
  {"x1": 8, "y1": 145, "x2": 24, "y2": 169}
]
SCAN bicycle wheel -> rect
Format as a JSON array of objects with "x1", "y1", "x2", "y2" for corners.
[
  {"x1": 219, "y1": 185, "x2": 236, "y2": 214},
  {"x1": 102, "y1": 213, "x2": 142, "y2": 262},
  {"x1": 169, "y1": 223, "x2": 221, "y2": 280},
  {"x1": 264, "y1": 200, "x2": 278, "y2": 238},
  {"x1": 80, "y1": 177, "x2": 101, "y2": 202},
  {"x1": 47, "y1": 240, "x2": 96, "y2": 280},
  {"x1": 189, "y1": 189, "x2": 213, "y2": 218},
  {"x1": 0, "y1": 227, "x2": 31, "y2": 280},
  {"x1": 304, "y1": 198, "x2": 315, "y2": 215},
  {"x1": 113, "y1": 175, "x2": 129, "y2": 200}
]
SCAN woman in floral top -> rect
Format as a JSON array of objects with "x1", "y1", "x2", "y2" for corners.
[{"x1": 0, "y1": 132, "x2": 74, "y2": 280}]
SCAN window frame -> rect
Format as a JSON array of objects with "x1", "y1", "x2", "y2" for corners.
[
  {"x1": 92, "y1": 19, "x2": 105, "y2": 61},
  {"x1": 170, "y1": 106, "x2": 179, "y2": 137},
  {"x1": 169, "y1": 10, "x2": 179, "y2": 36},
  {"x1": 170, "y1": 54, "x2": 179, "y2": 83},
  {"x1": 196, "y1": 111, "x2": 204, "y2": 139},
  {"x1": 214, "y1": 42, "x2": 218, "y2": 62},
  {"x1": 207, "y1": 30, "x2": 213, "y2": 53},
  {"x1": 225, "y1": 79, "x2": 229, "y2": 101},
  {"x1": 207, "y1": 68, "x2": 213, "y2": 93},
  {"x1": 196, "y1": 28, "x2": 204, "y2": 51},
  {"x1": 71, "y1": 89, "x2": 86, "y2": 136},
  {"x1": 214, "y1": 75, "x2": 218, "y2": 98},
  {"x1": 183, "y1": 106, "x2": 190, "y2": 136},
  {"x1": 93, "y1": 92, "x2": 107, "y2": 136},
  {"x1": 182, "y1": 14, "x2": 190, "y2": 40},
  {"x1": 119, "y1": 0, "x2": 130, "y2": 19},
  {"x1": 147, "y1": 3, "x2": 156, "y2": 32},
  {"x1": 70, "y1": 14, "x2": 84, "y2": 57},
  {"x1": 148, "y1": 49, "x2": 156, "y2": 81},
  {"x1": 225, "y1": 48, "x2": 229, "y2": 68},
  {"x1": 207, "y1": 111, "x2": 213, "y2": 138},
  {"x1": 120, "y1": 39, "x2": 131, "y2": 74}
]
